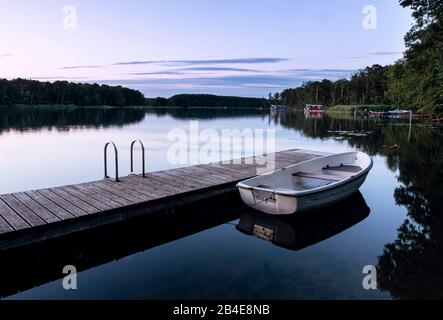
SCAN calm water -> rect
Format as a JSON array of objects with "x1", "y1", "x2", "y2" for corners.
[{"x1": 0, "y1": 106, "x2": 442, "y2": 300}]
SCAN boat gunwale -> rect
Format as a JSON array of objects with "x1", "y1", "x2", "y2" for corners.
[{"x1": 236, "y1": 151, "x2": 373, "y2": 197}]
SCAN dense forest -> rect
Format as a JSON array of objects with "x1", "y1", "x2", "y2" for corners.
[
  {"x1": 0, "y1": 78, "x2": 146, "y2": 107},
  {"x1": 279, "y1": 64, "x2": 390, "y2": 108},
  {"x1": 0, "y1": 79, "x2": 268, "y2": 109},
  {"x1": 146, "y1": 94, "x2": 268, "y2": 108},
  {"x1": 278, "y1": 0, "x2": 443, "y2": 114}
]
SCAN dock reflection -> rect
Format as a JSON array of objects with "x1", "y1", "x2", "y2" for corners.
[{"x1": 0, "y1": 192, "x2": 243, "y2": 298}]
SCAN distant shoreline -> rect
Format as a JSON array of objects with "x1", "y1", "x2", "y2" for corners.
[
  {"x1": 0, "y1": 104, "x2": 265, "y2": 109},
  {"x1": 1, "y1": 103, "x2": 439, "y2": 117}
]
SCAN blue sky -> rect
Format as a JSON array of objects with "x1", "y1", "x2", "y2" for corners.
[{"x1": 0, "y1": 0, "x2": 413, "y2": 97}]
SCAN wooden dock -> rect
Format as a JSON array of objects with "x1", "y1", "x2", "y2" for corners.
[{"x1": 0, "y1": 149, "x2": 319, "y2": 251}]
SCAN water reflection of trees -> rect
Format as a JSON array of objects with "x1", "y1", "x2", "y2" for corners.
[
  {"x1": 144, "y1": 107, "x2": 267, "y2": 120},
  {"x1": 277, "y1": 111, "x2": 443, "y2": 299},
  {"x1": 377, "y1": 128, "x2": 443, "y2": 299},
  {"x1": 0, "y1": 107, "x2": 268, "y2": 135},
  {"x1": 278, "y1": 111, "x2": 438, "y2": 170},
  {"x1": 0, "y1": 106, "x2": 146, "y2": 134}
]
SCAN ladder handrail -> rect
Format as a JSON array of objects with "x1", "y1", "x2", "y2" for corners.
[
  {"x1": 130, "y1": 139, "x2": 146, "y2": 178},
  {"x1": 104, "y1": 142, "x2": 119, "y2": 182}
]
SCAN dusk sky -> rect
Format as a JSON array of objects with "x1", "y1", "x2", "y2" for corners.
[{"x1": 0, "y1": 0, "x2": 413, "y2": 97}]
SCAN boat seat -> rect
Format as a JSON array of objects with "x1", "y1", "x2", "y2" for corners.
[
  {"x1": 292, "y1": 172, "x2": 342, "y2": 182},
  {"x1": 323, "y1": 165, "x2": 362, "y2": 173}
]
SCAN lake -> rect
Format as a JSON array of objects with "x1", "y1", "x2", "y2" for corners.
[{"x1": 0, "y1": 106, "x2": 441, "y2": 300}]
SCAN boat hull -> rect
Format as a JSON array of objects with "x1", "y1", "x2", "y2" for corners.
[{"x1": 238, "y1": 172, "x2": 369, "y2": 215}]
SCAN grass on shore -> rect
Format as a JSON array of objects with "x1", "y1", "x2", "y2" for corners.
[{"x1": 326, "y1": 105, "x2": 396, "y2": 114}]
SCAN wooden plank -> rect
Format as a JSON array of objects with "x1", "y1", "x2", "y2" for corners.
[
  {"x1": 91, "y1": 181, "x2": 147, "y2": 203},
  {"x1": 207, "y1": 166, "x2": 256, "y2": 181},
  {"x1": 197, "y1": 164, "x2": 251, "y2": 180},
  {"x1": 0, "y1": 194, "x2": 46, "y2": 227},
  {"x1": 13, "y1": 192, "x2": 60, "y2": 223},
  {"x1": 149, "y1": 172, "x2": 203, "y2": 193},
  {"x1": 99, "y1": 179, "x2": 156, "y2": 200},
  {"x1": 38, "y1": 189, "x2": 88, "y2": 217},
  {"x1": 211, "y1": 164, "x2": 256, "y2": 178},
  {"x1": 164, "y1": 168, "x2": 220, "y2": 187},
  {"x1": 0, "y1": 215, "x2": 14, "y2": 234},
  {"x1": 152, "y1": 170, "x2": 212, "y2": 189},
  {"x1": 61, "y1": 185, "x2": 114, "y2": 211},
  {"x1": 128, "y1": 174, "x2": 179, "y2": 191},
  {"x1": 25, "y1": 190, "x2": 74, "y2": 220},
  {"x1": 125, "y1": 175, "x2": 181, "y2": 197},
  {"x1": 116, "y1": 177, "x2": 169, "y2": 198},
  {"x1": 51, "y1": 187, "x2": 99, "y2": 214},
  {"x1": 0, "y1": 199, "x2": 30, "y2": 231},
  {"x1": 172, "y1": 168, "x2": 228, "y2": 185},
  {"x1": 211, "y1": 153, "x2": 318, "y2": 176},
  {"x1": 276, "y1": 152, "x2": 317, "y2": 164},
  {"x1": 69, "y1": 185, "x2": 122, "y2": 209},
  {"x1": 100, "y1": 177, "x2": 155, "y2": 201},
  {"x1": 221, "y1": 155, "x2": 258, "y2": 166},
  {"x1": 280, "y1": 150, "x2": 317, "y2": 158},
  {"x1": 136, "y1": 173, "x2": 198, "y2": 194},
  {"x1": 210, "y1": 162, "x2": 259, "y2": 176},
  {"x1": 176, "y1": 169, "x2": 235, "y2": 187},
  {"x1": 217, "y1": 157, "x2": 260, "y2": 168},
  {"x1": 75, "y1": 183, "x2": 132, "y2": 206},
  {"x1": 276, "y1": 156, "x2": 296, "y2": 165},
  {"x1": 178, "y1": 166, "x2": 235, "y2": 183},
  {"x1": 226, "y1": 152, "x2": 298, "y2": 168},
  {"x1": 122, "y1": 178, "x2": 164, "y2": 198},
  {"x1": 130, "y1": 167, "x2": 232, "y2": 196},
  {"x1": 133, "y1": 174, "x2": 195, "y2": 196}
]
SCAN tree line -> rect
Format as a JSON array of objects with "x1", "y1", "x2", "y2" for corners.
[
  {"x1": 278, "y1": 64, "x2": 390, "y2": 108},
  {"x1": 146, "y1": 94, "x2": 268, "y2": 108},
  {"x1": 0, "y1": 79, "x2": 146, "y2": 107},
  {"x1": 0, "y1": 79, "x2": 268, "y2": 109},
  {"x1": 276, "y1": 0, "x2": 442, "y2": 114}
]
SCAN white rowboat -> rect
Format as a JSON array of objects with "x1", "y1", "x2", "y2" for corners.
[{"x1": 236, "y1": 151, "x2": 373, "y2": 215}]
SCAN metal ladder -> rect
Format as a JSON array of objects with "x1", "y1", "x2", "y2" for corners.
[
  {"x1": 130, "y1": 139, "x2": 146, "y2": 178},
  {"x1": 104, "y1": 139, "x2": 146, "y2": 182},
  {"x1": 104, "y1": 142, "x2": 119, "y2": 182}
]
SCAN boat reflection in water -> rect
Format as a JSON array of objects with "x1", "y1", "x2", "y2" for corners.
[
  {"x1": 236, "y1": 192, "x2": 370, "y2": 251},
  {"x1": 304, "y1": 110, "x2": 324, "y2": 120}
]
